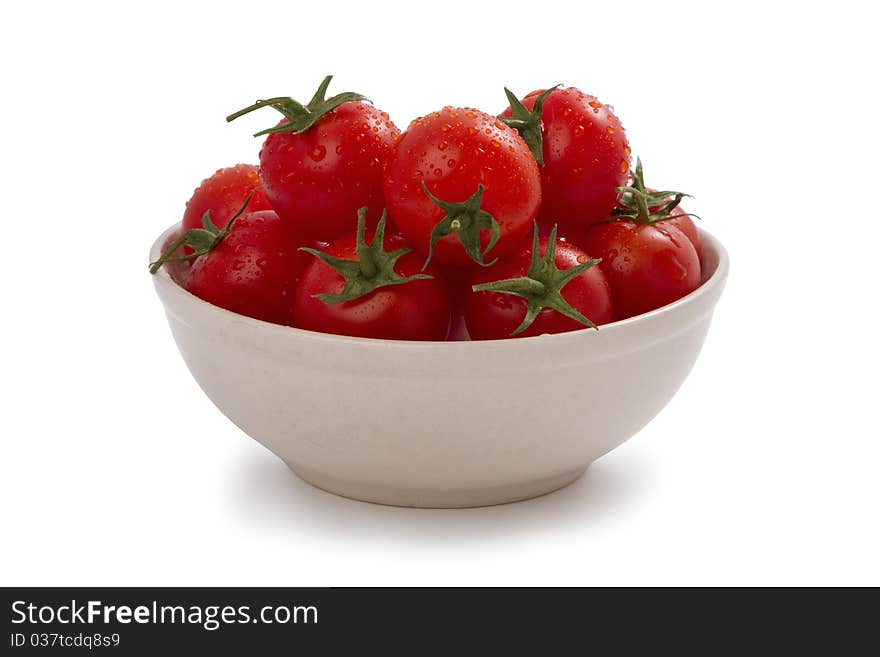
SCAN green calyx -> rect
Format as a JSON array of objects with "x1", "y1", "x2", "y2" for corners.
[
  {"x1": 613, "y1": 158, "x2": 700, "y2": 225},
  {"x1": 226, "y1": 75, "x2": 366, "y2": 137},
  {"x1": 421, "y1": 182, "x2": 500, "y2": 269},
  {"x1": 300, "y1": 207, "x2": 433, "y2": 304},
  {"x1": 497, "y1": 85, "x2": 560, "y2": 166},
  {"x1": 472, "y1": 223, "x2": 602, "y2": 336},
  {"x1": 149, "y1": 192, "x2": 253, "y2": 274}
]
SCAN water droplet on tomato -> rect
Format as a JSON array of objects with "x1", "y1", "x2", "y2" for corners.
[
  {"x1": 573, "y1": 125, "x2": 585, "y2": 138},
  {"x1": 490, "y1": 140, "x2": 500, "y2": 148},
  {"x1": 309, "y1": 145, "x2": 326, "y2": 162},
  {"x1": 335, "y1": 144, "x2": 344, "y2": 155},
  {"x1": 433, "y1": 168, "x2": 442, "y2": 176},
  {"x1": 606, "y1": 126, "x2": 615, "y2": 134},
  {"x1": 438, "y1": 141, "x2": 448, "y2": 151},
  {"x1": 576, "y1": 255, "x2": 587, "y2": 264},
  {"x1": 620, "y1": 159, "x2": 629, "y2": 173},
  {"x1": 447, "y1": 159, "x2": 456, "y2": 167}
]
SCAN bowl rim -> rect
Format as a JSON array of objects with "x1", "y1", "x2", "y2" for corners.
[{"x1": 150, "y1": 222, "x2": 729, "y2": 349}]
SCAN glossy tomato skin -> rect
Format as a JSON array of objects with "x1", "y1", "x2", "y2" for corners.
[
  {"x1": 181, "y1": 164, "x2": 272, "y2": 253},
  {"x1": 640, "y1": 188, "x2": 701, "y2": 260},
  {"x1": 666, "y1": 211, "x2": 701, "y2": 261},
  {"x1": 259, "y1": 102, "x2": 400, "y2": 242},
  {"x1": 581, "y1": 221, "x2": 701, "y2": 320},
  {"x1": 294, "y1": 234, "x2": 452, "y2": 341},
  {"x1": 464, "y1": 237, "x2": 613, "y2": 340},
  {"x1": 502, "y1": 87, "x2": 630, "y2": 232},
  {"x1": 186, "y1": 210, "x2": 300, "y2": 326},
  {"x1": 384, "y1": 106, "x2": 541, "y2": 267}
]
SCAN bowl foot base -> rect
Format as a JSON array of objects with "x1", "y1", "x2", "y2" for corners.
[{"x1": 284, "y1": 462, "x2": 590, "y2": 508}]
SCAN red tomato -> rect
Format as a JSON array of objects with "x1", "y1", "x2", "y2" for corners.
[
  {"x1": 181, "y1": 164, "x2": 272, "y2": 255},
  {"x1": 185, "y1": 210, "x2": 300, "y2": 326},
  {"x1": 663, "y1": 208, "x2": 701, "y2": 260},
  {"x1": 182, "y1": 164, "x2": 272, "y2": 233},
  {"x1": 619, "y1": 190, "x2": 702, "y2": 260},
  {"x1": 383, "y1": 106, "x2": 541, "y2": 268},
  {"x1": 581, "y1": 221, "x2": 701, "y2": 320},
  {"x1": 501, "y1": 87, "x2": 630, "y2": 232},
  {"x1": 611, "y1": 160, "x2": 703, "y2": 260},
  {"x1": 228, "y1": 78, "x2": 400, "y2": 242},
  {"x1": 465, "y1": 230, "x2": 613, "y2": 340},
  {"x1": 294, "y1": 217, "x2": 452, "y2": 341}
]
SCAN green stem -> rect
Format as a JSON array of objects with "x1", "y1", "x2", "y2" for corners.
[
  {"x1": 612, "y1": 158, "x2": 697, "y2": 226},
  {"x1": 636, "y1": 189, "x2": 651, "y2": 222},
  {"x1": 299, "y1": 208, "x2": 433, "y2": 305},
  {"x1": 355, "y1": 209, "x2": 378, "y2": 278},
  {"x1": 474, "y1": 277, "x2": 547, "y2": 297},
  {"x1": 470, "y1": 223, "x2": 602, "y2": 336},
  {"x1": 148, "y1": 192, "x2": 254, "y2": 274},
  {"x1": 226, "y1": 76, "x2": 366, "y2": 137}
]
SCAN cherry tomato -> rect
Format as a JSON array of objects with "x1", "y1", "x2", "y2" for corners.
[
  {"x1": 294, "y1": 215, "x2": 452, "y2": 341},
  {"x1": 185, "y1": 210, "x2": 301, "y2": 326},
  {"x1": 181, "y1": 164, "x2": 272, "y2": 255},
  {"x1": 182, "y1": 164, "x2": 271, "y2": 233},
  {"x1": 465, "y1": 230, "x2": 613, "y2": 339},
  {"x1": 611, "y1": 160, "x2": 703, "y2": 261},
  {"x1": 228, "y1": 78, "x2": 400, "y2": 242},
  {"x1": 635, "y1": 185, "x2": 702, "y2": 260},
  {"x1": 501, "y1": 87, "x2": 630, "y2": 232},
  {"x1": 663, "y1": 212, "x2": 700, "y2": 261},
  {"x1": 384, "y1": 106, "x2": 541, "y2": 268},
  {"x1": 581, "y1": 221, "x2": 701, "y2": 320}
]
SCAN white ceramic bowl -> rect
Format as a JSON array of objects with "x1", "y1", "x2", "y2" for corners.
[{"x1": 151, "y1": 225, "x2": 728, "y2": 507}]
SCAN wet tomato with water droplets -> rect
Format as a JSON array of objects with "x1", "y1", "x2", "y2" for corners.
[
  {"x1": 186, "y1": 210, "x2": 302, "y2": 326},
  {"x1": 465, "y1": 236, "x2": 613, "y2": 340},
  {"x1": 644, "y1": 191, "x2": 701, "y2": 260},
  {"x1": 181, "y1": 164, "x2": 272, "y2": 253},
  {"x1": 581, "y1": 221, "x2": 701, "y2": 320},
  {"x1": 384, "y1": 106, "x2": 541, "y2": 267},
  {"x1": 661, "y1": 210, "x2": 700, "y2": 261},
  {"x1": 294, "y1": 232, "x2": 452, "y2": 341},
  {"x1": 258, "y1": 102, "x2": 400, "y2": 241},
  {"x1": 501, "y1": 87, "x2": 630, "y2": 233}
]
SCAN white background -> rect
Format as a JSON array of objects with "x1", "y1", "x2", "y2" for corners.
[{"x1": 2, "y1": 1, "x2": 878, "y2": 586}]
